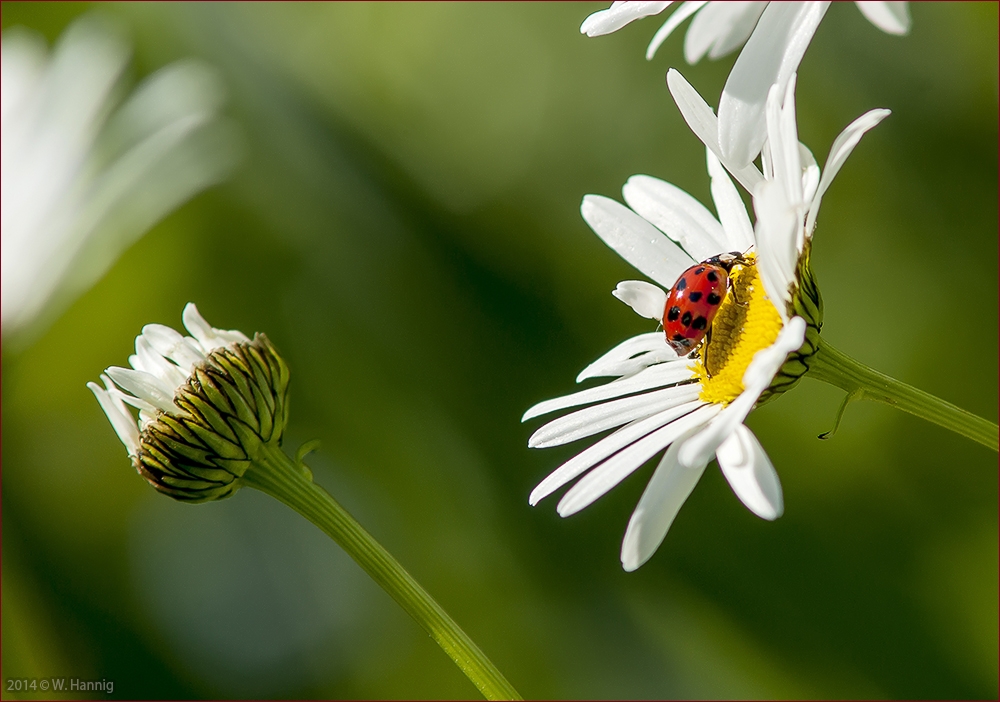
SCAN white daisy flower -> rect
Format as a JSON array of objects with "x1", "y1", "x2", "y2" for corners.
[
  {"x1": 581, "y1": 1, "x2": 909, "y2": 167},
  {"x1": 524, "y1": 71, "x2": 890, "y2": 572},
  {"x1": 88, "y1": 303, "x2": 289, "y2": 502},
  {"x1": 1, "y1": 14, "x2": 238, "y2": 340},
  {"x1": 524, "y1": 153, "x2": 805, "y2": 571}
]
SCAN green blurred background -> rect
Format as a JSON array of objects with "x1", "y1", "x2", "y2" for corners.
[{"x1": 2, "y1": 2, "x2": 997, "y2": 699}]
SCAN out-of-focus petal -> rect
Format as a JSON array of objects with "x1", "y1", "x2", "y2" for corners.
[
  {"x1": 581, "y1": 1, "x2": 674, "y2": 36},
  {"x1": 854, "y1": 1, "x2": 911, "y2": 35}
]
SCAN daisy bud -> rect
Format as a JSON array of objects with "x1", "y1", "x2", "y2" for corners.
[{"x1": 88, "y1": 303, "x2": 289, "y2": 502}]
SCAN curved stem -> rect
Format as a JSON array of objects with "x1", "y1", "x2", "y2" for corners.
[
  {"x1": 241, "y1": 444, "x2": 522, "y2": 701},
  {"x1": 806, "y1": 337, "x2": 998, "y2": 451}
]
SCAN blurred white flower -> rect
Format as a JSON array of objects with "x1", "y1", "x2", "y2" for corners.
[
  {"x1": 1, "y1": 14, "x2": 239, "y2": 340},
  {"x1": 581, "y1": 1, "x2": 909, "y2": 167},
  {"x1": 525, "y1": 71, "x2": 890, "y2": 571}
]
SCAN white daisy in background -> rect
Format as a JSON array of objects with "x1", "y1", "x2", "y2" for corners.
[
  {"x1": 581, "y1": 1, "x2": 909, "y2": 167},
  {"x1": 88, "y1": 302, "x2": 288, "y2": 502},
  {"x1": 523, "y1": 71, "x2": 889, "y2": 571},
  {"x1": 1, "y1": 13, "x2": 239, "y2": 342}
]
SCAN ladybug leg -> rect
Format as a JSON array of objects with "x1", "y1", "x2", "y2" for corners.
[{"x1": 700, "y1": 328, "x2": 714, "y2": 374}]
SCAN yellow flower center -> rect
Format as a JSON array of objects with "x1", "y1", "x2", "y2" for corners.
[{"x1": 692, "y1": 255, "x2": 783, "y2": 405}]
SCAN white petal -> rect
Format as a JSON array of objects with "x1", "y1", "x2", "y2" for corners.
[
  {"x1": 854, "y1": 1, "x2": 911, "y2": 35},
  {"x1": 621, "y1": 174, "x2": 726, "y2": 261},
  {"x1": 558, "y1": 403, "x2": 720, "y2": 516},
  {"x1": 523, "y1": 360, "x2": 696, "y2": 422},
  {"x1": 613, "y1": 281, "x2": 668, "y2": 320},
  {"x1": 806, "y1": 108, "x2": 890, "y2": 233},
  {"x1": 752, "y1": 179, "x2": 798, "y2": 319},
  {"x1": 88, "y1": 376, "x2": 140, "y2": 454},
  {"x1": 528, "y1": 383, "x2": 701, "y2": 449},
  {"x1": 678, "y1": 317, "x2": 805, "y2": 468},
  {"x1": 706, "y1": 148, "x2": 755, "y2": 252},
  {"x1": 530, "y1": 400, "x2": 708, "y2": 506},
  {"x1": 647, "y1": 1, "x2": 707, "y2": 59},
  {"x1": 684, "y1": 1, "x2": 767, "y2": 63},
  {"x1": 576, "y1": 332, "x2": 678, "y2": 382},
  {"x1": 110, "y1": 383, "x2": 159, "y2": 414},
  {"x1": 141, "y1": 322, "x2": 206, "y2": 371},
  {"x1": 765, "y1": 76, "x2": 803, "y2": 206},
  {"x1": 718, "y1": 1, "x2": 830, "y2": 167},
  {"x1": 800, "y1": 144, "x2": 821, "y2": 206},
  {"x1": 581, "y1": 195, "x2": 694, "y2": 289},
  {"x1": 621, "y1": 430, "x2": 707, "y2": 571},
  {"x1": 105, "y1": 366, "x2": 179, "y2": 413},
  {"x1": 666, "y1": 69, "x2": 764, "y2": 194},
  {"x1": 182, "y1": 302, "x2": 217, "y2": 351},
  {"x1": 133, "y1": 336, "x2": 188, "y2": 389},
  {"x1": 182, "y1": 302, "x2": 249, "y2": 352},
  {"x1": 581, "y1": 1, "x2": 674, "y2": 36},
  {"x1": 582, "y1": 348, "x2": 680, "y2": 382},
  {"x1": 716, "y1": 424, "x2": 783, "y2": 520}
]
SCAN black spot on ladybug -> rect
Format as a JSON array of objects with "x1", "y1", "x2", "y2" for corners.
[
  {"x1": 676, "y1": 277, "x2": 687, "y2": 291},
  {"x1": 692, "y1": 316, "x2": 707, "y2": 330},
  {"x1": 681, "y1": 311, "x2": 692, "y2": 326},
  {"x1": 667, "y1": 306, "x2": 680, "y2": 321},
  {"x1": 688, "y1": 291, "x2": 703, "y2": 303},
  {"x1": 672, "y1": 333, "x2": 684, "y2": 342},
  {"x1": 707, "y1": 292, "x2": 721, "y2": 305},
  {"x1": 694, "y1": 267, "x2": 705, "y2": 275},
  {"x1": 706, "y1": 271, "x2": 719, "y2": 283}
]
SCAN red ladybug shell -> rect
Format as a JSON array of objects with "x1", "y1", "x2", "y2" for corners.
[{"x1": 662, "y1": 251, "x2": 746, "y2": 356}]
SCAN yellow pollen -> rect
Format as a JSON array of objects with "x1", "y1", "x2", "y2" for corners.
[{"x1": 692, "y1": 255, "x2": 783, "y2": 405}]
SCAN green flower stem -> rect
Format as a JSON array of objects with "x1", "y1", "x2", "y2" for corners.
[
  {"x1": 241, "y1": 444, "x2": 522, "y2": 701},
  {"x1": 807, "y1": 337, "x2": 998, "y2": 451}
]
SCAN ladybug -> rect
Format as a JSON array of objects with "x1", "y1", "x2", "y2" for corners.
[{"x1": 662, "y1": 251, "x2": 749, "y2": 356}]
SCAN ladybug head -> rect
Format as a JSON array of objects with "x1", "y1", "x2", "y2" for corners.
[
  {"x1": 666, "y1": 336, "x2": 695, "y2": 356},
  {"x1": 709, "y1": 251, "x2": 749, "y2": 273}
]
